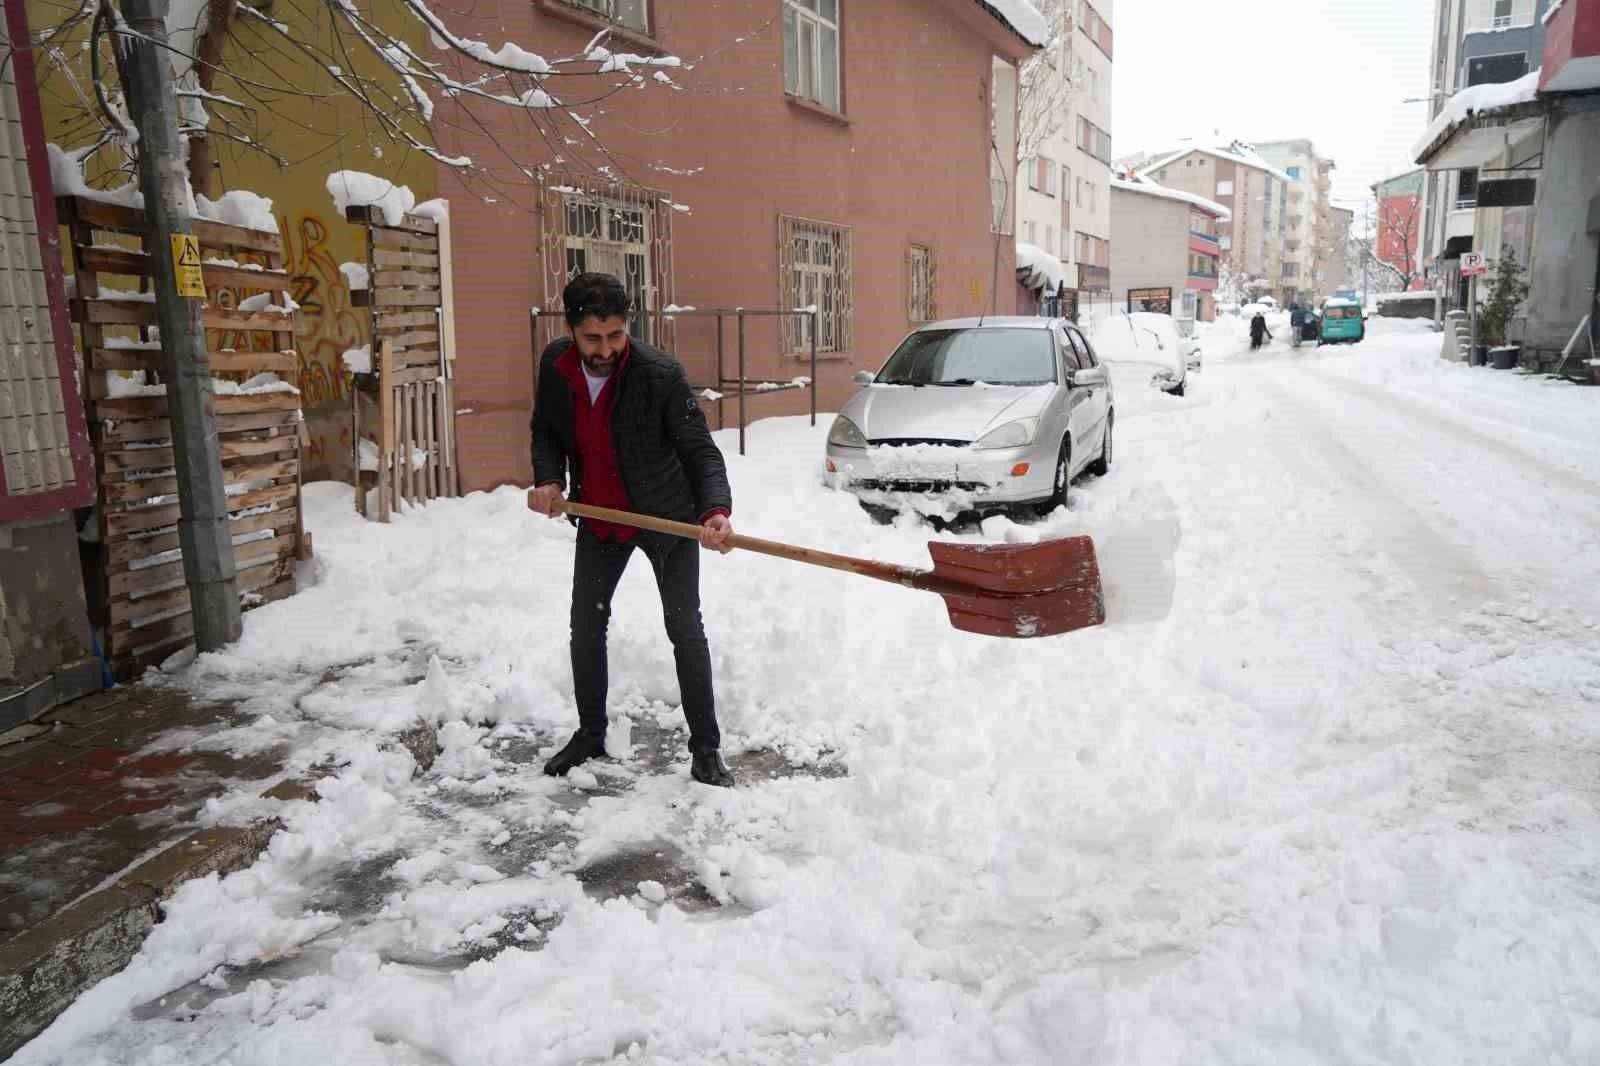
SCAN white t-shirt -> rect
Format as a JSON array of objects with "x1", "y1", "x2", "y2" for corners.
[{"x1": 580, "y1": 363, "x2": 610, "y2": 403}]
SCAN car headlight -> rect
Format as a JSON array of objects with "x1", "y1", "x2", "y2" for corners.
[
  {"x1": 975, "y1": 417, "x2": 1038, "y2": 450},
  {"x1": 828, "y1": 415, "x2": 867, "y2": 448}
]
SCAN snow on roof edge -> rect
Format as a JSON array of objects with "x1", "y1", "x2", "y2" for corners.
[
  {"x1": 1111, "y1": 176, "x2": 1231, "y2": 219},
  {"x1": 1139, "y1": 145, "x2": 1294, "y2": 186},
  {"x1": 1412, "y1": 68, "x2": 1542, "y2": 161},
  {"x1": 974, "y1": 0, "x2": 1048, "y2": 47}
]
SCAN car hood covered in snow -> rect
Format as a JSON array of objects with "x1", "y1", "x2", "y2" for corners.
[{"x1": 839, "y1": 383, "x2": 1052, "y2": 443}]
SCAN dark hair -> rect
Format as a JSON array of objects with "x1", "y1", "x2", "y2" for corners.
[{"x1": 563, "y1": 272, "x2": 631, "y2": 328}]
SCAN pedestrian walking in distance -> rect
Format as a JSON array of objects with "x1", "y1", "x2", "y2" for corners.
[{"x1": 528, "y1": 272, "x2": 737, "y2": 787}]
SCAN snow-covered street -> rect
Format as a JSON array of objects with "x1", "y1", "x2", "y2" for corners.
[{"x1": 20, "y1": 320, "x2": 1600, "y2": 1065}]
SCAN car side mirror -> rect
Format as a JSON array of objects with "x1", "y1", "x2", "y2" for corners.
[
  {"x1": 1070, "y1": 366, "x2": 1107, "y2": 388},
  {"x1": 853, "y1": 370, "x2": 875, "y2": 385}
]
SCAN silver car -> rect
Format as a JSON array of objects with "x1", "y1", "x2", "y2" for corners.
[{"x1": 824, "y1": 317, "x2": 1114, "y2": 514}]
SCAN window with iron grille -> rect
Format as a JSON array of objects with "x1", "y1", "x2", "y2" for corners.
[
  {"x1": 908, "y1": 245, "x2": 935, "y2": 323},
  {"x1": 783, "y1": 0, "x2": 840, "y2": 112},
  {"x1": 561, "y1": 191, "x2": 656, "y2": 343},
  {"x1": 566, "y1": 0, "x2": 648, "y2": 32},
  {"x1": 781, "y1": 215, "x2": 852, "y2": 355}
]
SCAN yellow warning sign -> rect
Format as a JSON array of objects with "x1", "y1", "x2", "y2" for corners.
[{"x1": 171, "y1": 234, "x2": 206, "y2": 298}]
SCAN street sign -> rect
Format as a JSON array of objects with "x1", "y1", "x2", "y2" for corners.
[
  {"x1": 1461, "y1": 251, "x2": 1487, "y2": 277},
  {"x1": 171, "y1": 234, "x2": 206, "y2": 297}
]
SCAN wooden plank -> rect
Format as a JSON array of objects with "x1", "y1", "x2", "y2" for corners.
[
  {"x1": 220, "y1": 436, "x2": 298, "y2": 461},
  {"x1": 109, "y1": 614, "x2": 195, "y2": 666},
  {"x1": 89, "y1": 346, "x2": 164, "y2": 371},
  {"x1": 102, "y1": 446, "x2": 176, "y2": 474},
  {"x1": 440, "y1": 376, "x2": 458, "y2": 499},
  {"x1": 372, "y1": 287, "x2": 442, "y2": 309},
  {"x1": 378, "y1": 341, "x2": 395, "y2": 523},
  {"x1": 438, "y1": 209, "x2": 457, "y2": 381},
  {"x1": 94, "y1": 417, "x2": 172, "y2": 444},
  {"x1": 351, "y1": 289, "x2": 371, "y2": 309},
  {"x1": 226, "y1": 482, "x2": 298, "y2": 512},
  {"x1": 423, "y1": 381, "x2": 437, "y2": 500},
  {"x1": 249, "y1": 576, "x2": 298, "y2": 607},
  {"x1": 106, "y1": 530, "x2": 294, "y2": 603},
  {"x1": 214, "y1": 409, "x2": 302, "y2": 435},
  {"x1": 93, "y1": 391, "x2": 302, "y2": 421},
  {"x1": 398, "y1": 380, "x2": 412, "y2": 506},
  {"x1": 343, "y1": 205, "x2": 439, "y2": 236},
  {"x1": 374, "y1": 328, "x2": 438, "y2": 349},
  {"x1": 78, "y1": 245, "x2": 152, "y2": 278},
  {"x1": 199, "y1": 262, "x2": 292, "y2": 293},
  {"x1": 78, "y1": 245, "x2": 291, "y2": 291},
  {"x1": 105, "y1": 502, "x2": 181, "y2": 539},
  {"x1": 374, "y1": 310, "x2": 439, "y2": 332},
  {"x1": 103, "y1": 477, "x2": 180, "y2": 506},
  {"x1": 390, "y1": 364, "x2": 440, "y2": 388},
  {"x1": 210, "y1": 350, "x2": 299, "y2": 375},
  {"x1": 104, "y1": 505, "x2": 298, "y2": 569},
  {"x1": 205, "y1": 306, "x2": 299, "y2": 332},
  {"x1": 77, "y1": 297, "x2": 157, "y2": 326},
  {"x1": 370, "y1": 228, "x2": 439, "y2": 253},
  {"x1": 370, "y1": 268, "x2": 438, "y2": 290},
  {"x1": 63, "y1": 197, "x2": 284, "y2": 255},
  {"x1": 372, "y1": 248, "x2": 440, "y2": 270},
  {"x1": 394, "y1": 347, "x2": 442, "y2": 365}
]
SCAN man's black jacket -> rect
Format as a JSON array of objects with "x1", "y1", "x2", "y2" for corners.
[{"x1": 531, "y1": 336, "x2": 732, "y2": 523}]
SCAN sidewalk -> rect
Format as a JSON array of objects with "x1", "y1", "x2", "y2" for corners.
[{"x1": 0, "y1": 681, "x2": 298, "y2": 1056}]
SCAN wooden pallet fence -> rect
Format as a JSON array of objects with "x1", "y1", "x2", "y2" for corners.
[
  {"x1": 345, "y1": 204, "x2": 459, "y2": 521},
  {"x1": 59, "y1": 195, "x2": 307, "y2": 678}
]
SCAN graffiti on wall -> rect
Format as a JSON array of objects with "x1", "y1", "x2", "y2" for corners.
[{"x1": 207, "y1": 209, "x2": 368, "y2": 479}]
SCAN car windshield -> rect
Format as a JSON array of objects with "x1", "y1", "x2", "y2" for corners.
[{"x1": 876, "y1": 329, "x2": 1057, "y2": 387}]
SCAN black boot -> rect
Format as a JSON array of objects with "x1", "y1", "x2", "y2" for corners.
[
  {"x1": 544, "y1": 731, "x2": 607, "y2": 776},
  {"x1": 691, "y1": 750, "x2": 735, "y2": 788}
]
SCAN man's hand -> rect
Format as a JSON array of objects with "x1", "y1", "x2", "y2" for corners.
[
  {"x1": 528, "y1": 483, "x2": 565, "y2": 517},
  {"x1": 699, "y1": 514, "x2": 734, "y2": 554}
]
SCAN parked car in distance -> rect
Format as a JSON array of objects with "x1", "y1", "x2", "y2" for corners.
[
  {"x1": 1088, "y1": 311, "x2": 1188, "y2": 396},
  {"x1": 824, "y1": 317, "x2": 1114, "y2": 517}
]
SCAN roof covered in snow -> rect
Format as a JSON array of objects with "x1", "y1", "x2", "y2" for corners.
[
  {"x1": 974, "y1": 0, "x2": 1048, "y2": 47},
  {"x1": 1139, "y1": 144, "x2": 1294, "y2": 186},
  {"x1": 1412, "y1": 69, "x2": 1542, "y2": 162},
  {"x1": 1111, "y1": 176, "x2": 1231, "y2": 220}
]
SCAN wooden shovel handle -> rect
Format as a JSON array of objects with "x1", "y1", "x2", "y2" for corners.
[{"x1": 555, "y1": 499, "x2": 924, "y2": 590}]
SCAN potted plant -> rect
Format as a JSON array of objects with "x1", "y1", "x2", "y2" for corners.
[{"x1": 1479, "y1": 249, "x2": 1530, "y2": 370}]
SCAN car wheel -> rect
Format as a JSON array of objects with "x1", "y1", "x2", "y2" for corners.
[
  {"x1": 1038, "y1": 436, "x2": 1071, "y2": 513},
  {"x1": 1088, "y1": 413, "x2": 1112, "y2": 476}
]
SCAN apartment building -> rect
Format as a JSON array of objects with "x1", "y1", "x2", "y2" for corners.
[
  {"x1": 1136, "y1": 142, "x2": 1292, "y2": 304},
  {"x1": 1016, "y1": 0, "x2": 1115, "y2": 320},
  {"x1": 1328, "y1": 206, "x2": 1355, "y2": 292},
  {"x1": 1252, "y1": 140, "x2": 1338, "y2": 305},
  {"x1": 1108, "y1": 176, "x2": 1228, "y2": 322},
  {"x1": 1420, "y1": 0, "x2": 1555, "y2": 307}
]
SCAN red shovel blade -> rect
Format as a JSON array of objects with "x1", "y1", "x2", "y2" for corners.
[
  {"x1": 926, "y1": 536, "x2": 1102, "y2": 595},
  {"x1": 932, "y1": 535, "x2": 1106, "y2": 638}
]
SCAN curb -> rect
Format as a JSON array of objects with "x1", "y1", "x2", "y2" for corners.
[{"x1": 0, "y1": 776, "x2": 319, "y2": 1058}]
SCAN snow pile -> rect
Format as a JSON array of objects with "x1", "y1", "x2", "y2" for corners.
[
  {"x1": 210, "y1": 372, "x2": 298, "y2": 396},
  {"x1": 326, "y1": 171, "x2": 416, "y2": 226},
  {"x1": 237, "y1": 293, "x2": 298, "y2": 314},
  {"x1": 338, "y1": 262, "x2": 370, "y2": 291},
  {"x1": 46, "y1": 143, "x2": 143, "y2": 208},
  {"x1": 341, "y1": 345, "x2": 372, "y2": 374},
  {"x1": 1015, "y1": 240, "x2": 1067, "y2": 293},
  {"x1": 1413, "y1": 69, "x2": 1542, "y2": 158},
  {"x1": 21, "y1": 320, "x2": 1600, "y2": 1064},
  {"x1": 103, "y1": 371, "x2": 165, "y2": 399},
  {"x1": 195, "y1": 190, "x2": 280, "y2": 234},
  {"x1": 412, "y1": 199, "x2": 449, "y2": 222}
]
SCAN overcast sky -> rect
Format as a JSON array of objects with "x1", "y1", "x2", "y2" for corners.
[{"x1": 1111, "y1": 0, "x2": 1435, "y2": 207}]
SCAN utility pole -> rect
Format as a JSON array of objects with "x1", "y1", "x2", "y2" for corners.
[{"x1": 119, "y1": 0, "x2": 242, "y2": 648}]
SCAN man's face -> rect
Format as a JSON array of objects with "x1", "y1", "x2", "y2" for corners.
[{"x1": 571, "y1": 314, "x2": 629, "y2": 376}]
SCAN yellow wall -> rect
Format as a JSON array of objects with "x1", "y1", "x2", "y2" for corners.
[{"x1": 29, "y1": 0, "x2": 435, "y2": 479}]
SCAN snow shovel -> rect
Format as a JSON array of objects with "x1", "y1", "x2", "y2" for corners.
[{"x1": 555, "y1": 501, "x2": 1105, "y2": 639}]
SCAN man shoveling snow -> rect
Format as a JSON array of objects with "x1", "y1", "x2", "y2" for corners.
[{"x1": 527, "y1": 273, "x2": 737, "y2": 788}]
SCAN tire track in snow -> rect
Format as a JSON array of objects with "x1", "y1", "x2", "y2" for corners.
[{"x1": 1245, "y1": 371, "x2": 1498, "y2": 621}]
